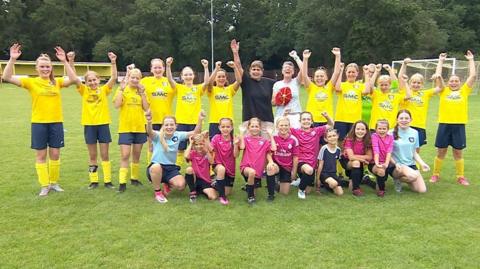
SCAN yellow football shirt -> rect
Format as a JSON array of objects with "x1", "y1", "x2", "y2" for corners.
[
  {"x1": 369, "y1": 89, "x2": 404, "y2": 129},
  {"x1": 20, "y1": 77, "x2": 65, "y2": 123},
  {"x1": 399, "y1": 88, "x2": 435, "y2": 129},
  {"x1": 141, "y1": 76, "x2": 175, "y2": 124},
  {"x1": 306, "y1": 81, "x2": 334, "y2": 123},
  {"x1": 438, "y1": 84, "x2": 471, "y2": 124},
  {"x1": 77, "y1": 84, "x2": 112, "y2": 125},
  {"x1": 207, "y1": 85, "x2": 237, "y2": 123},
  {"x1": 175, "y1": 84, "x2": 204, "y2": 124},
  {"x1": 114, "y1": 86, "x2": 147, "y2": 133},
  {"x1": 335, "y1": 81, "x2": 365, "y2": 123}
]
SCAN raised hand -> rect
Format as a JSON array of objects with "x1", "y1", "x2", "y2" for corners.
[
  {"x1": 230, "y1": 39, "x2": 240, "y2": 53},
  {"x1": 403, "y1": 58, "x2": 412, "y2": 64},
  {"x1": 67, "y1": 51, "x2": 76, "y2": 62},
  {"x1": 383, "y1": 64, "x2": 391, "y2": 71},
  {"x1": 226, "y1": 61, "x2": 235, "y2": 69},
  {"x1": 9, "y1": 43, "x2": 22, "y2": 60},
  {"x1": 363, "y1": 65, "x2": 369, "y2": 73},
  {"x1": 126, "y1": 63, "x2": 135, "y2": 71},
  {"x1": 331, "y1": 47, "x2": 341, "y2": 56},
  {"x1": 54, "y1": 46, "x2": 67, "y2": 62},
  {"x1": 238, "y1": 124, "x2": 247, "y2": 135},
  {"x1": 201, "y1": 59, "x2": 209, "y2": 68},
  {"x1": 439, "y1": 53, "x2": 447, "y2": 61},
  {"x1": 465, "y1": 50, "x2": 474, "y2": 60},
  {"x1": 215, "y1": 61, "x2": 222, "y2": 69},
  {"x1": 265, "y1": 126, "x2": 274, "y2": 137},
  {"x1": 166, "y1": 57, "x2": 173, "y2": 66},
  {"x1": 303, "y1": 49, "x2": 311, "y2": 59},
  {"x1": 375, "y1": 64, "x2": 382, "y2": 72},
  {"x1": 108, "y1": 52, "x2": 117, "y2": 63},
  {"x1": 289, "y1": 50, "x2": 298, "y2": 58},
  {"x1": 233, "y1": 136, "x2": 240, "y2": 145}
]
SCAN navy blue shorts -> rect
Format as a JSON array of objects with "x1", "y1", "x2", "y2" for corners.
[
  {"x1": 412, "y1": 126, "x2": 427, "y2": 146},
  {"x1": 435, "y1": 123, "x2": 466, "y2": 149},
  {"x1": 387, "y1": 164, "x2": 417, "y2": 177},
  {"x1": 277, "y1": 165, "x2": 292, "y2": 183},
  {"x1": 334, "y1": 121, "x2": 353, "y2": 140},
  {"x1": 146, "y1": 163, "x2": 182, "y2": 183},
  {"x1": 319, "y1": 172, "x2": 339, "y2": 184},
  {"x1": 31, "y1": 123, "x2": 64, "y2": 150},
  {"x1": 196, "y1": 178, "x2": 214, "y2": 193},
  {"x1": 177, "y1": 124, "x2": 196, "y2": 150},
  {"x1": 84, "y1": 124, "x2": 112, "y2": 144},
  {"x1": 152, "y1": 124, "x2": 162, "y2": 131},
  {"x1": 118, "y1": 132, "x2": 147, "y2": 145}
]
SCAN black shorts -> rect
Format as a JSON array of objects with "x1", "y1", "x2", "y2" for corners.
[
  {"x1": 152, "y1": 124, "x2": 162, "y2": 131},
  {"x1": 412, "y1": 126, "x2": 427, "y2": 146},
  {"x1": 435, "y1": 123, "x2": 466, "y2": 150},
  {"x1": 177, "y1": 124, "x2": 196, "y2": 150},
  {"x1": 334, "y1": 121, "x2": 353, "y2": 140},
  {"x1": 277, "y1": 165, "x2": 292, "y2": 183},
  {"x1": 297, "y1": 162, "x2": 315, "y2": 186},
  {"x1": 31, "y1": 123, "x2": 64, "y2": 149},
  {"x1": 319, "y1": 172, "x2": 339, "y2": 185},
  {"x1": 84, "y1": 124, "x2": 112, "y2": 144},
  {"x1": 196, "y1": 178, "x2": 214, "y2": 193},
  {"x1": 118, "y1": 132, "x2": 147, "y2": 145},
  {"x1": 146, "y1": 163, "x2": 181, "y2": 183},
  {"x1": 387, "y1": 164, "x2": 417, "y2": 177}
]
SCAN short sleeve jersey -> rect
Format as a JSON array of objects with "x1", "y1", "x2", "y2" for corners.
[
  {"x1": 208, "y1": 85, "x2": 237, "y2": 123},
  {"x1": 175, "y1": 84, "x2": 204, "y2": 124},
  {"x1": 369, "y1": 89, "x2": 404, "y2": 128},
  {"x1": 273, "y1": 134, "x2": 299, "y2": 172},
  {"x1": 240, "y1": 73, "x2": 275, "y2": 122},
  {"x1": 272, "y1": 78, "x2": 302, "y2": 118},
  {"x1": 371, "y1": 133, "x2": 394, "y2": 164},
  {"x1": 19, "y1": 77, "x2": 65, "y2": 123},
  {"x1": 141, "y1": 76, "x2": 175, "y2": 124},
  {"x1": 151, "y1": 131, "x2": 189, "y2": 165},
  {"x1": 438, "y1": 84, "x2": 471, "y2": 124},
  {"x1": 77, "y1": 84, "x2": 112, "y2": 125},
  {"x1": 317, "y1": 145, "x2": 341, "y2": 174},
  {"x1": 399, "y1": 88, "x2": 435, "y2": 129},
  {"x1": 240, "y1": 135, "x2": 271, "y2": 178},
  {"x1": 291, "y1": 126, "x2": 327, "y2": 168},
  {"x1": 114, "y1": 86, "x2": 146, "y2": 133},
  {"x1": 392, "y1": 128, "x2": 419, "y2": 166},
  {"x1": 335, "y1": 81, "x2": 365, "y2": 123},
  {"x1": 343, "y1": 138, "x2": 367, "y2": 159},
  {"x1": 188, "y1": 150, "x2": 212, "y2": 184},
  {"x1": 210, "y1": 134, "x2": 236, "y2": 177},
  {"x1": 306, "y1": 81, "x2": 334, "y2": 123}
]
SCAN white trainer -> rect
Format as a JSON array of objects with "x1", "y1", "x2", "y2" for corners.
[
  {"x1": 49, "y1": 184, "x2": 64, "y2": 192},
  {"x1": 291, "y1": 178, "x2": 301, "y2": 187},
  {"x1": 39, "y1": 187, "x2": 49, "y2": 197},
  {"x1": 297, "y1": 190, "x2": 306, "y2": 199}
]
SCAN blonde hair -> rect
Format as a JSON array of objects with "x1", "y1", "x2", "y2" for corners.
[
  {"x1": 409, "y1": 73, "x2": 424, "y2": 84},
  {"x1": 36, "y1": 54, "x2": 55, "y2": 85},
  {"x1": 84, "y1": 71, "x2": 99, "y2": 81},
  {"x1": 377, "y1": 75, "x2": 391, "y2": 84},
  {"x1": 150, "y1": 58, "x2": 164, "y2": 66},
  {"x1": 346, "y1": 63, "x2": 359, "y2": 72},
  {"x1": 275, "y1": 116, "x2": 290, "y2": 127}
]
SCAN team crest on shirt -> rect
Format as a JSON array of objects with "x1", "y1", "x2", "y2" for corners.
[
  {"x1": 86, "y1": 94, "x2": 100, "y2": 104},
  {"x1": 172, "y1": 136, "x2": 178, "y2": 142},
  {"x1": 379, "y1": 101, "x2": 393, "y2": 111},
  {"x1": 215, "y1": 93, "x2": 229, "y2": 101},
  {"x1": 182, "y1": 93, "x2": 196, "y2": 103},
  {"x1": 343, "y1": 91, "x2": 359, "y2": 100},
  {"x1": 409, "y1": 137, "x2": 415, "y2": 143},
  {"x1": 191, "y1": 86, "x2": 198, "y2": 92},
  {"x1": 259, "y1": 141, "x2": 264, "y2": 145},
  {"x1": 410, "y1": 95, "x2": 424, "y2": 106},
  {"x1": 446, "y1": 91, "x2": 461, "y2": 101},
  {"x1": 152, "y1": 89, "x2": 167, "y2": 98},
  {"x1": 311, "y1": 131, "x2": 316, "y2": 136},
  {"x1": 388, "y1": 94, "x2": 395, "y2": 101},
  {"x1": 315, "y1": 92, "x2": 328, "y2": 102},
  {"x1": 288, "y1": 143, "x2": 292, "y2": 149}
]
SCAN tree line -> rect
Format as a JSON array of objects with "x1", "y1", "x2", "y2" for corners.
[{"x1": 1, "y1": 0, "x2": 478, "y2": 71}]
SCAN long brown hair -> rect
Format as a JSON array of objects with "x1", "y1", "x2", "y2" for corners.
[
  {"x1": 393, "y1": 109, "x2": 412, "y2": 140},
  {"x1": 343, "y1": 120, "x2": 371, "y2": 150}
]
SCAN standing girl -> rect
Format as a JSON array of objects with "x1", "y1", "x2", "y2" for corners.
[
  {"x1": 302, "y1": 48, "x2": 342, "y2": 127},
  {"x1": 239, "y1": 118, "x2": 277, "y2": 204},
  {"x1": 166, "y1": 57, "x2": 209, "y2": 167},
  {"x1": 291, "y1": 111, "x2": 333, "y2": 199},
  {"x1": 2, "y1": 44, "x2": 76, "y2": 196},
  {"x1": 269, "y1": 117, "x2": 299, "y2": 196},
  {"x1": 369, "y1": 119, "x2": 394, "y2": 197},
  {"x1": 431, "y1": 51, "x2": 476, "y2": 185},
  {"x1": 68, "y1": 51, "x2": 117, "y2": 189},
  {"x1": 210, "y1": 118, "x2": 240, "y2": 197},
  {"x1": 387, "y1": 110, "x2": 429, "y2": 193},
  {"x1": 146, "y1": 110, "x2": 205, "y2": 203},
  {"x1": 207, "y1": 61, "x2": 242, "y2": 139},
  {"x1": 316, "y1": 129, "x2": 345, "y2": 196},
  {"x1": 113, "y1": 66, "x2": 149, "y2": 192},
  {"x1": 340, "y1": 121, "x2": 373, "y2": 196}
]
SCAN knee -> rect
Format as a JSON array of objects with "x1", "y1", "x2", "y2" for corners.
[
  {"x1": 453, "y1": 149, "x2": 463, "y2": 160},
  {"x1": 334, "y1": 186, "x2": 343, "y2": 196},
  {"x1": 437, "y1": 148, "x2": 448, "y2": 158},
  {"x1": 302, "y1": 165, "x2": 314, "y2": 175},
  {"x1": 150, "y1": 164, "x2": 162, "y2": 175},
  {"x1": 216, "y1": 165, "x2": 226, "y2": 175},
  {"x1": 247, "y1": 169, "x2": 256, "y2": 178},
  {"x1": 267, "y1": 165, "x2": 278, "y2": 176},
  {"x1": 351, "y1": 161, "x2": 361, "y2": 168},
  {"x1": 208, "y1": 192, "x2": 218, "y2": 200},
  {"x1": 376, "y1": 168, "x2": 385, "y2": 177},
  {"x1": 326, "y1": 178, "x2": 338, "y2": 188},
  {"x1": 185, "y1": 166, "x2": 194, "y2": 175}
]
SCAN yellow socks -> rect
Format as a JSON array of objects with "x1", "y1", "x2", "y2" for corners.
[
  {"x1": 131, "y1": 162, "x2": 140, "y2": 180},
  {"x1": 147, "y1": 150, "x2": 152, "y2": 165},
  {"x1": 119, "y1": 167, "x2": 128, "y2": 184},
  {"x1": 102, "y1": 161, "x2": 112, "y2": 183},
  {"x1": 176, "y1": 151, "x2": 184, "y2": 167},
  {"x1": 455, "y1": 159, "x2": 464, "y2": 178},
  {"x1": 433, "y1": 157, "x2": 443, "y2": 176},
  {"x1": 337, "y1": 161, "x2": 345, "y2": 177},
  {"x1": 88, "y1": 165, "x2": 99, "y2": 183},
  {"x1": 48, "y1": 159, "x2": 61, "y2": 184},
  {"x1": 35, "y1": 162, "x2": 49, "y2": 187}
]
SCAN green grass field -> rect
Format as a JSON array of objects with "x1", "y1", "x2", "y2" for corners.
[{"x1": 1, "y1": 82, "x2": 479, "y2": 268}]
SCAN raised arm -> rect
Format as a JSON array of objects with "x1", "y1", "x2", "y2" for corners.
[
  {"x1": 289, "y1": 50, "x2": 303, "y2": 80},
  {"x1": 330, "y1": 48, "x2": 342, "y2": 85},
  {"x1": 335, "y1": 63, "x2": 345, "y2": 93},
  {"x1": 367, "y1": 64, "x2": 382, "y2": 93},
  {"x1": 432, "y1": 74, "x2": 445, "y2": 94},
  {"x1": 165, "y1": 57, "x2": 176, "y2": 89},
  {"x1": 184, "y1": 136, "x2": 194, "y2": 160},
  {"x1": 301, "y1": 49, "x2": 312, "y2": 87},
  {"x1": 233, "y1": 136, "x2": 241, "y2": 158},
  {"x1": 201, "y1": 59, "x2": 209, "y2": 91},
  {"x1": 321, "y1": 112, "x2": 334, "y2": 129},
  {"x1": 226, "y1": 61, "x2": 242, "y2": 90},
  {"x1": 2, "y1": 43, "x2": 22, "y2": 86},
  {"x1": 435, "y1": 52, "x2": 447, "y2": 77},
  {"x1": 400, "y1": 74, "x2": 411, "y2": 100},
  {"x1": 145, "y1": 110, "x2": 156, "y2": 139},
  {"x1": 230, "y1": 39, "x2": 243, "y2": 76},
  {"x1": 398, "y1": 58, "x2": 411, "y2": 91},
  {"x1": 138, "y1": 84, "x2": 149, "y2": 111},
  {"x1": 187, "y1": 110, "x2": 206, "y2": 137},
  {"x1": 106, "y1": 52, "x2": 118, "y2": 89},
  {"x1": 207, "y1": 61, "x2": 221, "y2": 89},
  {"x1": 465, "y1": 50, "x2": 476, "y2": 88},
  {"x1": 55, "y1": 46, "x2": 79, "y2": 86}
]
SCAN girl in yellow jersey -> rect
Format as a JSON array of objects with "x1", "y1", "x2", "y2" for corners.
[
  {"x1": 206, "y1": 60, "x2": 242, "y2": 139},
  {"x1": 431, "y1": 51, "x2": 476, "y2": 186},
  {"x1": 113, "y1": 67, "x2": 149, "y2": 192},
  {"x1": 165, "y1": 57, "x2": 209, "y2": 167},
  {"x1": 334, "y1": 63, "x2": 372, "y2": 140},
  {"x1": 67, "y1": 52, "x2": 118, "y2": 189},
  {"x1": 140, "y1": 58, "x2": 175, "y2": 163},
  {"x1": 398, "y1": 57, "x2": 444, "y2": 151},
  {"x1": 301, "y1": 48, "x2": 342, "y2": 128},
  {"x1": 368, "y1": 64, "x2": 411, "y2": 130},
  {"x1": 2, "y1": 44, "x2": 77, "y2": 196}
]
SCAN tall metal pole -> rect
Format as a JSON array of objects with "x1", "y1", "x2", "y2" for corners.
[{"x1": 210, "y1": 0, "x2": 214, "y2": 71}]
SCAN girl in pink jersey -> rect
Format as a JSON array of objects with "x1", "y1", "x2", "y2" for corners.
[
  {"x1": 340, "y1": 121, "x2": 373, "y2": 196},
  {"x1": 210, "y1": 118, "x2": 240, "y2": 199},
  {"x1": 291, "y1": 111, "x2": 333, "y2": 199},
  {"x1": 185, "y1": 133, "x2": 227, "y2": 204},
  {"x1": 369, "y1": 119, "x2": 394, "y2": 197},
  {"x1": 239, "y1": 118, "x2": 276, "y2": 205},
  {"x1": 269, "y1": 117, "x2": 299, "y2": 196}
]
